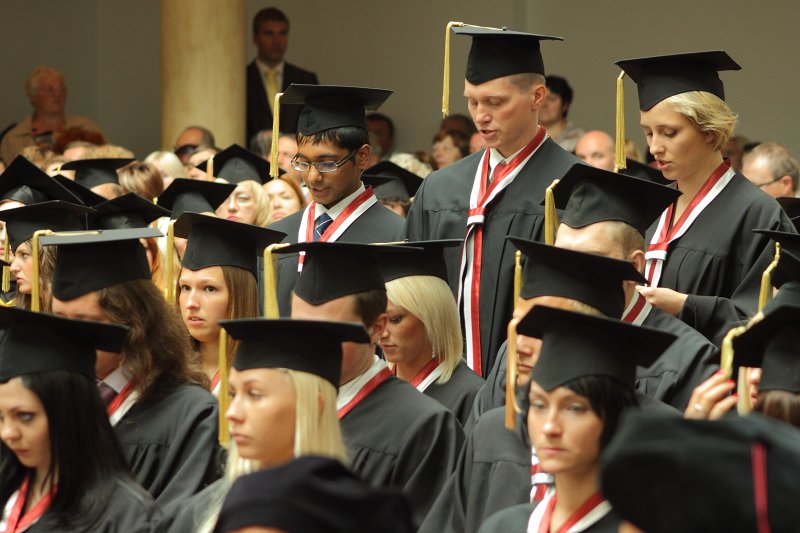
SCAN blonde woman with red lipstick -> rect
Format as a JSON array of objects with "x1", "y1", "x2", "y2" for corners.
[{"x1": 615, "y1": 51, "x2": 794, "y2": 345}]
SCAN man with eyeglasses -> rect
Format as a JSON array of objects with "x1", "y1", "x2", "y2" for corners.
[
  {"x1": 268, "y1": 85, "x2": 405, "y2": 316},
  {"x1": 742, "y1": 141, "x2": 800, "y2": 199}
]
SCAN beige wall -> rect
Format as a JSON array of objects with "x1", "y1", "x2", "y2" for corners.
[{"x1": 1, "y1": 0, "x2": 798, "y2": 161}]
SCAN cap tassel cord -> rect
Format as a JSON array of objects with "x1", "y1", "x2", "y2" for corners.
[
  {"x1": 218, "y1": 328, "x2": 229, "y2": 448},
  {"x1": 207, "y1": 155, "x2": 215, "y2": 182},
  {"x1": 164, "y1": 221, "x2": 176, "y2": 302},
  {"x1": 614, "y1": 71, "x2": 627, "y2": 173},
  {"x1": 544, "y1": 179, "x2": 560, "y2": 245},
  {"x1": 263, "y1": 243, "x2": 289, "y2": 318},
  {"x1": 2, "y1": 232, "x2": 10, "y2": 293},
  {"x1": 270, "y1": 92, "x2": 283, "y2": 179},
  {"x1": 442, "y1": 21, "x2": 465, "y2": 118},
  {"x1": 505, "y1": 317, "x2": 522, "y2": 430},
  {"x1": 758, "y1": 242, "x2": 780, "y2": 312}
]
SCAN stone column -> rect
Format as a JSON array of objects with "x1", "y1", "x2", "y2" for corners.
[{"x1": 160, "y1": 0, "x2": 246, "y2": 149}]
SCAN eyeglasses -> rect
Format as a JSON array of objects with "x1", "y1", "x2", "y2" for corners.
[
  {"x1": 290, "y1": 150, "x2": 356, "y2": 173},
  {"x1": 756, "y1": 177, "x2": 782, "y2": 189}
]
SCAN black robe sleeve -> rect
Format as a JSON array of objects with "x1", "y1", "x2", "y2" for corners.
[
  {"x1": 464, "y1": 341, "x2": 508, "y2": 434},
  {"x1": 153, "y1": 478, "x2": 228, "y2": 533},
  {"x1": 425, "y1": 362, "x2": 485, "y2": 427}
]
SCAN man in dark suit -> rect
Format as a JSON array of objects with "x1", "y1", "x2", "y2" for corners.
[{"x1": 246, "y1": 7, "x2": 319, "y2": 141}]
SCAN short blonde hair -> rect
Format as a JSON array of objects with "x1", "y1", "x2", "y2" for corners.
[
  {"x1": 219, "y1": 179, "x2": 270, "y2": 227},
  {"x1": 385, "y1": 275, "x2": 463, "y2": 384},
  {"x1": 26, "y1": 65, "x2": 64, "y2": 97},
  {"x1": 663, "y1": 91, "x2": 737, "y2": 152}
]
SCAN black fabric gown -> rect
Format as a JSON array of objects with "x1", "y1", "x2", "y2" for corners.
[
  {"x1": 268, "y1": 200, "x2": 405, "y2": 316},
  {"x1": 649, "y1": 173, "x2": 796, "y2": 345},
  {"x1": 154, "y1": 477, "x2": 228, "y2": 533},
  {"x1": 425, "y1": 362, "x2": 485, "y2": 427},
  {"x1": 24, "y1": 478, "x2": 157, "y2": 533},
  {"x1": 405, "y1": 142, "x2": 583, "y2": 376},
  {"x1": 478, "y1": 502, "x2": 621, "y2": 533},
  {"x1": 340, "y1": 375, "x2": 464, "y2": 529},
  {"x1": 114, "y1": 382, "x2": 221, "y2": 513}
]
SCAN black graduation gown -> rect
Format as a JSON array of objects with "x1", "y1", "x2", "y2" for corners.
[
  {"x1": 339, "y1": 375, "x2": 464, "y2": 529},
  {"x1": 425, "y1": 362, "x2": 485, "y2": 427},
  {"x1": 647, "y1": 173, "x2": 796, "y2": 345},
  {"x1": 114, "y1": 382, "x2": 221, "y2": 513},
  {"x1": 405, "y1": 142, "x2": 582, "y2": 376},
  {"x1": 635, "y1": 305, "x2": 720, "y2": 410},
  {"x1": 153, "y1": 477, "x2": 227, "y2": 533},
  {"x1": 478, "y1": 502, "x2": 621, "y2": 533},
  {"x1": 27, "y1": 478, "x2": 157, "y2": 533},
  {"x1": 464, "y1": 341, "x2": 509, "y2": 434},
  {"x1": 268, "y1": 200, "x2": 405, "y2": 316}
]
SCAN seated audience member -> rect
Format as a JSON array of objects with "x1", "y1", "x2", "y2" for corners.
[
  {"x1": 84, "y1": 144, "x2": 135, "y2": 159},
  {"x1": 469, "y1": 132, "x2": 486, "y2": 154},
  {"x1": 174, "y1": 125, "x2": 216, "y2": 163},
  {"x1": 264, "y1": 176, "x2": 306, "y2": 223},
  {"x1": 145, "y1": 150, "x2": 188, "y2": 189},
  {"x1": 624, "y1": 138, "x2": 643, "y2": 162},
  {"x1": 575, "y1": 130, "x2": 615, "y2": 171},
  {"x1": 366, "y1": 112, "x2": 396, "y2": 160},
  {"x1": 60, "y1": 157, "x2": 133, "y2": 200},
  {"x1": 362, "y1": 161, "x2": 423, "y2": 218},
  {"x1": 186, "y1": 146, "x2": 220, "y2": 181},
  {"x1": 53, "y1": 127, "x2": 106, "y2": 158},
  {"x1": 1, "y1": 66, "x2": 104, "y2": 165},
  {"x1": 539, "y1": 75, "x2": 584, "y2": 152},
  {"x1": 20, "y1": 146, "x2": 55, "y2": 169},
  {"x1": 439, "y1": 113, "x2": 477, "y2": 136},
  {"x1": 248, "y1": 129, "x2": 272, "y2": 159},
  {"x1": 432, "y1": 129, "x2": 470, "y2": 170},
  {"x1": 277, "y1": 133, "x2": 303, "y2": 187},
  {"x1": 117, "y1": 161, "x2": 165, "y2": 201},
  {"x1": 741, "y1": 141, "x2": 799, "y2": 199}
]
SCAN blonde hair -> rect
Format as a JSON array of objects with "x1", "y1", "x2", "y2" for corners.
[
  {"x1": 385, "y1": 275, "x2": 463, "y2": 384},
  {"x1": 26, "y1": 66, "x2": 64, "y2": 97},
  {"x1": 663, "y1": 91, "x2": 738, "y2": 152},
  {"x1": 144, "y1": 151, "x2": 188, "y2": 180},
  {"x1": 217, "y1": 180, "x2": 270, "y2": 227},
  {"x1": 117, "y1": 161, "x2": 164, "y2": 201}
]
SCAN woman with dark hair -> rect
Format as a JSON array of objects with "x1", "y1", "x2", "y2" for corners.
[
  {"x1": 431, "y1": 129, "x2": 470, "y2": 170},
  {"x1": 0, "y1": 307, "x2": 155, "y2": 532},
  {"x1": 173, "y1": 213, "x2": 285, "y2": 395},
  {"x1": 45, "y1": 229, "x2": 221, "y2": 512},
  {"x1": 478, "y1": 306, "x2": 676, "y2": 532}
]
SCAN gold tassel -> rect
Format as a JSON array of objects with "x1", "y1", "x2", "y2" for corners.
[
  {"x1": 719, "y1": 325, "x2": 746, "y2": 380},
  {"x1": 544, "y1": 179, "x2": 560, "y2": 245},
  {"x1": 263, "y1": 243, "x2": 289, "y2": 318},
  {"x1": 505, "y1": 317, "x2": 521, "y2": 430},
  {"x1": 207, "y1": 155, "x2": 215, "y2": 181},
  {"x1": 270, "y1": 92, "x2": 283, "y2": 179},
  {"x1": 758, "y1": 242, "x2": 781, "y2": 311},
  {"x1": 513, "y1": 250, "x2": 522, "y2": 303},
  {"x1": 736, "y1": 366, "x2": 752, "y2": 415},
  {"x1": 2, "y1": 231, "x2": 10, "y2": 293},
  {"x1": 164, "y1": 221, "x2": 175, "y2": 301},
  {"x1": 218, "y1": 328, "x2": 229, "y2": 448},
  {"x1": 442, "y1": 21, "x2": 465, "y2": 118},
  {"x1": 614, "y1": 71, "x2": 627, "y2": 173},
  {"x1": 30, "y1": 230, "x2": 53, "y2": 313}
]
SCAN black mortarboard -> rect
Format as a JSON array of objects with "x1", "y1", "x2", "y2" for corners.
[
  {"x1": 0, "y1": 201, "x2": 94, "y2": 251},
  {"x1": 220, "y1": 318, "x2": 369, "y2": 388},
  {"x1": 518, "y1": 305, "x2": 676, "y2": 390},
  {"x1": 0, "y1": 306, "x2": 128, "y2": 380},
  {"x1": 50, "y1": 173, "x2": 107, "y2": 206},
  {"x1": 91, "y1": 193, "x2": 171, "y2": 230},
  {"x1": 42, "y1": 228, "x2": 161, "y2": 301},
  {"x1": 174, "y1": 213, "x2": 286, "y2": 276},
  {"x1": 732, "y1": 303, "x2": 800, "y2": 393},
  {"x1": 752, "y1": 229, "x2": 800, "y2": 288},
  {"x1": 615, "y1": 51, "x2": 741, "y2": 111},
  {"x1": 283, "y1": 84, "x2": 393, "y2": 136},
  {"x1": 379, "y1": 239, "x2": 462, "y2": 283},
  {"x1": 601, "y1": 411, "x2": 800, "y2": 533},
  {"x1": 0, "y1": 156, "x2": 81, "y2": 205},
  {"x1": 276, "y1": 241, "x2": 417, "y2": 305},
  {"x1": 196, "y1": 144, "x2": 270, "y2": 185},
  {"x1": 362, "y1": 161, "x2": 424, "y2": 201},
  {"x1": 60, "y1": 158, "x2": 134, "y2": 189},
  {"x1": 156, "y1": 178, "x2": 236, "y2": 220},
  {"x1": 620, "y1": 158, "x2": 670, "y2": 186},
  {"x1": 453, "y1": 26, "x2": 562, "y2": 84},
  {"x1": 214, "y1": 456, "x2": 413, "y2": 533},
  {"x1": 509, "y1": 237, "x2": 645, "y2": 317},
  {"x1": 777, "y1": 197, "x2": 800, "y2": 220},
  {"x1": 552, "y1": 163, "x2": 681, "y2": 236}
]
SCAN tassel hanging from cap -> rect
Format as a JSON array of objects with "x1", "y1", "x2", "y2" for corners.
[
  {"x1": 505, "y1": 317, "x2": 522, "y2": 430},
  {"x1": 544, "y1": 179, "x2": 560, "y2": 245},
  {"x1": 2, "y1": 232, "x2": 10, "y2": 293},
  {"x1": 513, "y1": 250, "x2": 522, "y2": 303},
  {"x1": 164, "y1": 221, "x2": 176, "y2": 302},
  {"x1": 442, "y1": 21, "x2": 465, "y2": 118},
  {"x1": 758, "y1": 242, "x2": 780, "y2": 311},
  {"x1": 206, "y1": 155, "x2": 215, "y2": 182},
  {"x1": 218, "y1": 328, "x2": 229, "y2": 448},
  {"x1": 263, "y1": 243, "x2": 288, "y2": 318},
  {"x1": 614, "y1": 71, "x2": 627, "y2": 173},
  {"x1": 270, "y1": 92, "x2": 283, "y2": 179}
]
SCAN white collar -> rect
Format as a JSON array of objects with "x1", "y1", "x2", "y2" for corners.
[
  {"x1": 316, "y1": 183, "x2": 366, "y2": 220},
  {"x1": 489, "y1": 144, "x2": 527, "y2": 169},
  {"x1": 102, "y1": 365, "x2": 132, "y2": 393},
  {"x1": 255, "y1": 58, "x2": 284, "y2": 76},
  {"x1": 336, "y1": 355, "x2": 386, "y2": 410}
]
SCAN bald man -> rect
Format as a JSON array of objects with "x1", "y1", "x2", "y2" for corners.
[{"x1": 575, "y1": 130, "x2": 615, "y2": 171}]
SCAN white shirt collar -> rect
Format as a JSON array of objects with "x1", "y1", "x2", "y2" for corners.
[
  {"x1": 336, "y1": 355, "x2": 386, "y2": 411},
  {"x1": 316, "y1": 183, "x2": 366, "y2": 220},
  {"x1": 255, "y1": 58, "x2": 284, "y2": 78},
  {"x1": 102, "y1": 366, "x2": 132, "y2": 393},
  {"x1": 489, "y1": 145, "x2": 527, "y2": 170}
]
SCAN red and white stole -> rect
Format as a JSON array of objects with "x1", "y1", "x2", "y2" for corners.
[
  {"x1": 2, "y1": 476, "x2": 57, "y2": 533},
  {"x1": 210, "y1": 371, "x2": 221, "y2": 397},
  {"x1": 527, "y1": 491, "x2": 612, "y2": 533},
  {"x1": 530, "y1": 447, "x2": 554, "y2": 502},
  {"x1": 107, "y1": 380, "x2": 139, "y2": 427},
  {"x1": 458, "y1": 128, "x2": 547, "y2": 374},
  {"x1": 295, "y1": 187, "x2": 377, "y2": 272},
  {"x1": 621, "y1": 291, "x2": 652, "y2": 326},
  {"x1": 336, "y1": 356, "x2": 392, "y2": 420},
  {"x1": 644, "y1": 162, "x2": 735, "y2": 288},
  {"x1": 396, "y1": 359, "x2": 444, "y2": 393}
]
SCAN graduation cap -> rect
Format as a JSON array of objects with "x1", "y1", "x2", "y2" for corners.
[
  {"x1": 220, "y1": 318, "x2": 369, "y2": 388},
  {"x1": 601, "y1": 410, "x2": 800, "y2": 533},
  {"x1": 620, "y1": 158, "x2": 671, "y2": 186},
  {"x1": 0, "y1": 156, "x2": 82, "y2": 205},
  {"x1": 173, "y1": 212, "x2": 286, "y2": 276},
  {"x1": 518, "y1": 305, "x2": 676, "y2": 390},
  {"x1": 90, "y1": 193, "x2": 171, "y2": 230},
  {"x1": 362, "y1": 161, "x2": 424, "y2": 201},
  {"x1": 508, "y1": 237, "x2": 645, "y2": 318},
  {"x1": 777, "y1": 196, "x2": 800, "y2": 220},
  {"x1": 379, "y1": 239, "x2": 462, "y2": 283},
  {"x1": 615, "y1": 51, "x2": 741, "y2": 111},
  {"x1": 452, "y1": 26, "x2": 562, "y2": 85},
  {"x1": 42, "y1": 228, "x2": 161, "y2": 301},
  {"x1": 0, "y1": 306, "x2": 129, "y2": 380},
  {"x1": 752, "y1": 229, "x2": 800, "y2": 289},
  {"x1": 156, "y1": 178, "x2": 236, "y2": 220},
  {"x1": 0, "y1": 201, "x2": 93, "y2": 251},
  {"x1": 213, "y1": 456, "x2": 413, "y2": 533},
  {"x1": 276, "y1": 241, "x2": 418, "y2": 305},
  {"x1": 282, "y1": 84, "x2": 393, "y2": 136},
  {"x1": 731, "y1": 302, "x2": 800, "y2": 393},
  {"x1": 60, "y1": 158, "x2": 134, "y2": 189},
  {"x1": 551, "y1": 163, "x2": 681, "y2": 236},
  {"x1": 50, "y1": 173, "x2": 107, "y2": 206},
  {"x1": 196, "y1": 144, "x2": 270, "y2": 185}
]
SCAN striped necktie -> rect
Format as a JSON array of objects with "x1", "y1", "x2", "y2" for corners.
[{"x1": 314, "y1": 213, "x2": 333, "y2": 241}]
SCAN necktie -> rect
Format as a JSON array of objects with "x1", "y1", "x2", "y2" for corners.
[
  {"x1": 265, "y1": 69, "x2": 279, "y2": 113},
  {"x1": 97, "y1": 381, "x2": 117, "y2": 407},
  {"x1": 314, "y1": 213, "x2": 333, "y2": 241}
]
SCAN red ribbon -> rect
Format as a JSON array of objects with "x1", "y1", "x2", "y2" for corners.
[
  {"x1": 336, "y1": 367, "x2": 392, "y2": 420},
  {"x1": 751, "y1": 442, "x2": 771, "y2": 533},
  {"x1": 404, "y1": 359, "x2": 440, "y2": 388},
  {"x1": 5, "y1": 475, "x2": 56, "y2": 533},
  {"x1": 538, "y1": 492, "x2": 605, "y2": 533},
  {"x1": 106, "y1": 381, "x2": 135, "y2": 417},
  {"x1": 210, "y1": 371, "x2": 220, "y2": 393}
]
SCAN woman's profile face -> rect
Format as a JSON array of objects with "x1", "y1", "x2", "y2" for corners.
[
  {"x1": 264, "y1": 179, "x2": 302, "y2": 222},
  {"x1": 9, "y1": 242, "x2": 33, "y2": 295},
  {"x1": 178, "y1": 266, "x2": 229, "y2": 344},
  {"x1": 527, "y1": 380, "x2": 603, "y2": 476},
  {"x1": 381, "y1": 299, "x2": 433, "y2": 367},
  {"x1": 0, "y1": 377, "x2": 51, "y2": 474},
  {"x1": 226, "y1": 368, "x2": 297, "y2": 466}
]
